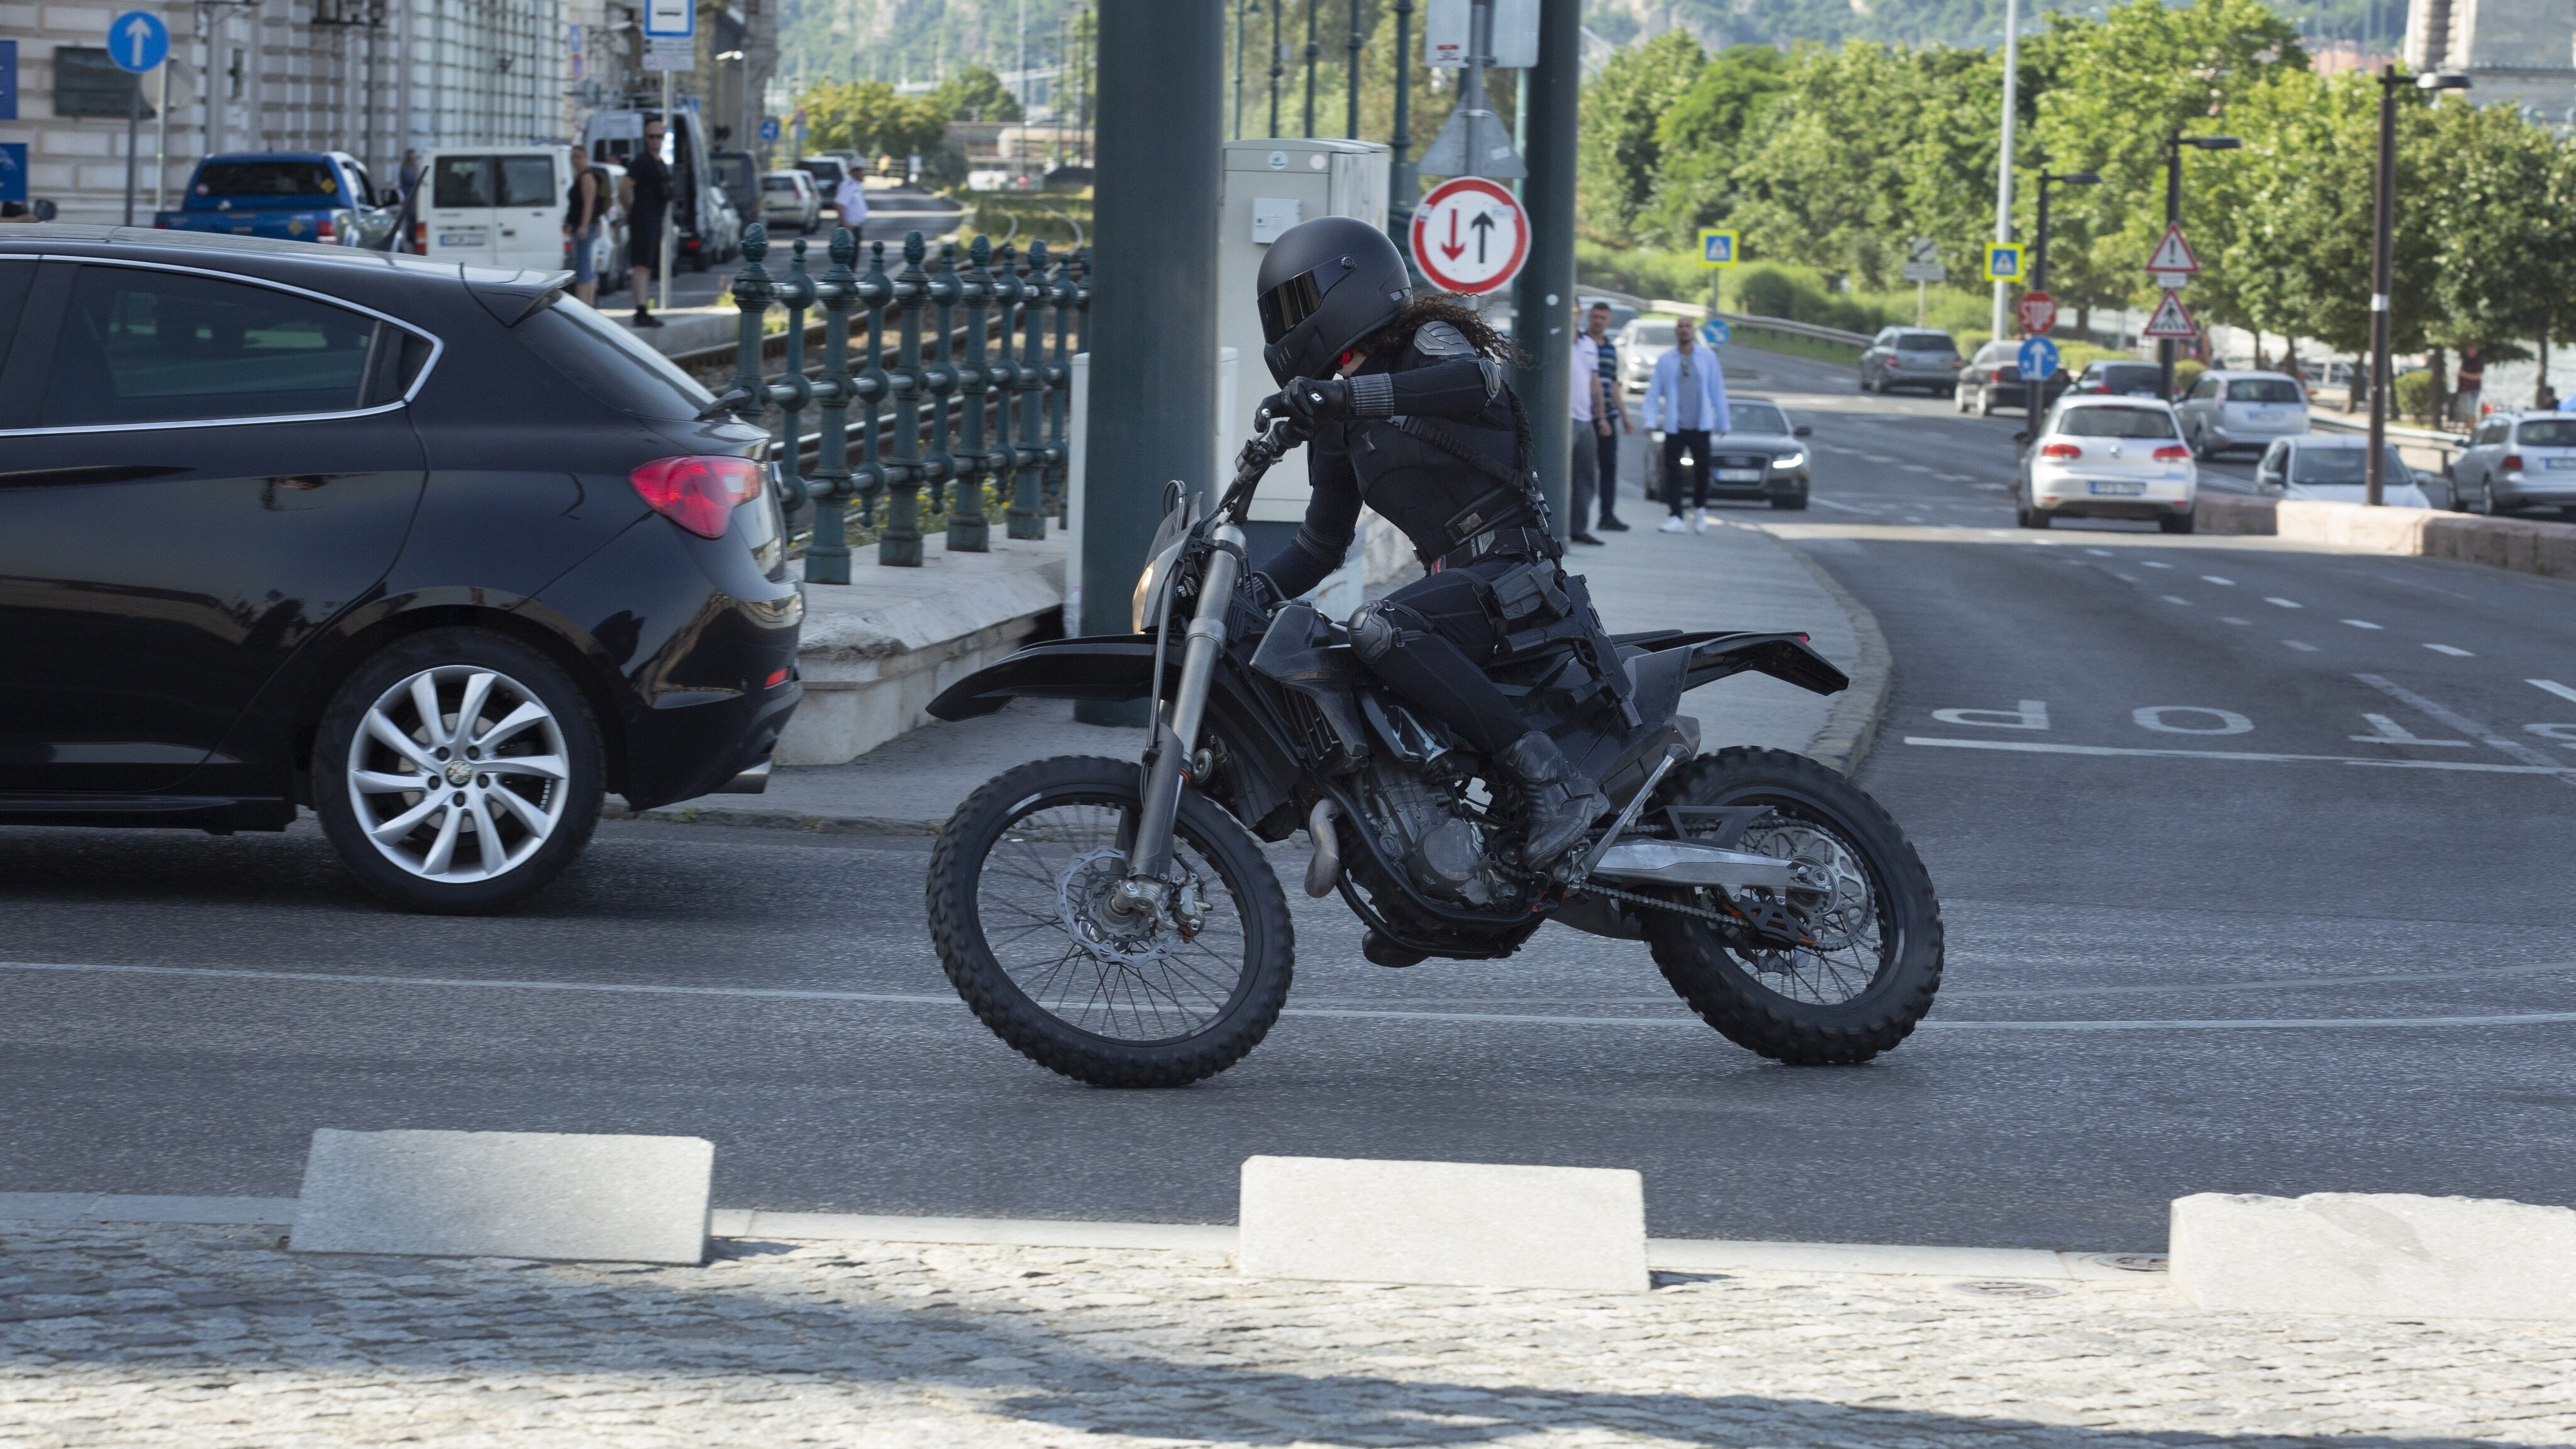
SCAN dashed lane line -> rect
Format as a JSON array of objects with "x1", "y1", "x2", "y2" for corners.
[
  {"x1": 2424, "y1": 644, "x2": 2473, "y2": 657},
  {"x1": 2219, "y1": 616, "x2": 2250, "y2": 625},
  {"x1": 2284, "y1": 640, "x2": 2319, "y2": 651},
  {"x1": 2265, "y1": 596, "x2": 2302, "y2": 608},
  {"x1": 2342, "y1": 619, "x2": 2384, "y2": 630},
  {"x1": 2201, "y1": 575, "x2": 2236, "y2": 586},
  {"x1": 2160, "y1": 595, "x2": 2190, "y2": 606},
  {"x1": 0, "y1": 960, "x2": 2568, "y2": 1033},
  {"x1": 2533, "y1": 679, "x2": 2576, "y2": 706},
  {"x1": 1903, "y1": 734, "x2": 2576, "y2": 777}
]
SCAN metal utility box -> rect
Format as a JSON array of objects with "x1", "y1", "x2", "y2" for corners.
[{"x1": 1219, "y1": 138, "x2": 1391, "y2": 605}]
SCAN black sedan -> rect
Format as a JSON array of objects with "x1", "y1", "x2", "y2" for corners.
[
  {"x1": 0, "y1": 226, "x2": 802, "y2": 913},
  {"x1": 1956, "y1": 338, "x2": 2072, "y2": 416}
]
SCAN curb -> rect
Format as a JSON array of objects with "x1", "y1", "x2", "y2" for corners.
[
  {"x1": 1771, "y1": 536, "x2": 1894, "y2": 776},
  {"x1": 0, "y1": 1194, "x2": 2159, "y2": 1285},
  {"x1": 601, "y1": 801, "x2": 940, "y2": 836}
]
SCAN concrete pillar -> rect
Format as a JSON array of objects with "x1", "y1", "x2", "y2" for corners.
[
  {"x1": 1079, "y1": 0, "x2": 1224, "y2": 725},
  {"x1": 1508, "y1": 0, "x2": 1578, "y2": 541}
]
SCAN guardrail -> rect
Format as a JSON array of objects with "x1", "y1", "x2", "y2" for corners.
[
  {"x1": 713, "y1": 223, "x2": 1089, "y2": 579},
  {"x1": 2306, "y1": 410, "x2": 2465, "y2": 464},
  {"x1": 1633, "y1": 296, "x2": 1875, "y2": 349}
]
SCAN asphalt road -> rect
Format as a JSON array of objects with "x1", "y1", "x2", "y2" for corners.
[{"x1": 6, "y1": 345, "x2": 2570, "y2": 1253}]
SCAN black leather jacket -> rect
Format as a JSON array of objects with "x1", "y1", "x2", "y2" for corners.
[{"x1": 1258, "y1": 321, "x2": 1533, "y2": 598}]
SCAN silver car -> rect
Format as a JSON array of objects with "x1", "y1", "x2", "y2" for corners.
[
  {"x1": 2434, "y1": 411, "x2": 2576, "y2": 515},
  {"x1": 2174, "y1": 370, "x2": 2309, "y2": 458},
  {"x1": 760, "y1": 169, "x2": 823, "y2": 233},
  {"x1": 1860, "y1": 328, "x2": 1963, "y2": 396},
  {"x1": 2253, "y1": 435, "x2": 2429, "y2": 508},
  {"x1": 1616, "y1": 316, "x2": 1675, "y2": 394}
]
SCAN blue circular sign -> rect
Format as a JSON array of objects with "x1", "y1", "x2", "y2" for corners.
[
  {"x1": 2016, "y1": 335, "x2": 2060, "y2": 380},
  {"x1": 1699, "y1": 317, "x2": 1731, "y2": 348},
  {"x1": 108, "y1": 10, "x2": 169, "y2": 72},
  {"x1": 760, "y1": 116, "x2": 781, "y2": 143}
]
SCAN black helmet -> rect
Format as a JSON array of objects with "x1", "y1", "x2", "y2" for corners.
[{"x1": 1255, "y1": 216, "x2": 1411, "y2": 385}]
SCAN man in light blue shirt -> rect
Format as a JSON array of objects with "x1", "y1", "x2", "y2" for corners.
[{"x1": 1641, "y1": 318, "x2": 1731, "y2": 533}]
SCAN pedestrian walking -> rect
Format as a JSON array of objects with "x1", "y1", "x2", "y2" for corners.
[
  {"x1": 2452, "y1": 347, "x2": 2484, "y2": 426},
  {"x1": 395, "y1": 148, "x2": 424, "y2": 253},
  {"x1": 622, "y1": 117, "x2": 672, "y2": 328},
  {"x1": 563, "y1": 148, "x2": 608, "y2": 306},
  {"x1": 834, "y1": 164, "x2": 869, "y2": 234},
  {"x1": 1585, "y1": 302, "x2": 1631, "y2": 531},
  {"x1": 1567, "y1": 317, "x2": 1605, "y2": 547},
  {"x1": 1641, "y1": 318, "x2": 1729, "y2": 533}
]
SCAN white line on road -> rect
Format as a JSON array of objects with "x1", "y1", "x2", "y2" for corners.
[
  {"x1": 2533, "y1": 679, "x2": 2576, "y2": 705},
  {"x1": 2341, "y1": 619, "x2": 2384, "y2": 630},
  {"x1": 2284, "y1": 640, "x2": 2318, "y2": 652},
  {"x1": 1813, "y1": 497, "x2": 1872, "y2": 514},
  {"x1": 1902, "y1": 735, "x2": 2576, "y2": 776},
  {"x1": 2201, "y1": 575, "x2": 2236, "y2": 586},
  {"x1": 0, "y1": 961, "x2": 2568, "y2": 1033},
  {"x1": 2355, "y1": 674, "x2": 2567, "y2": 774},
  {"x1": 2424, "y1": 644, "x2": 2473, "y2": 657},
  {"x1": 2085, "y1": 548, "x2": 2113, "y2": 557},
  {"x1": 2219, "y1": 616, "x2": 2250, "y2": 625},
  {"x1": 2160, "y1": 595, "x2": 2191, "y2": 606},
  {"x1": 2265, "y1": 596, "x2": 2302, "y2": 608},
  {"x1": 2141, "y1": 561, "x2": 2173, "y2": 569}
]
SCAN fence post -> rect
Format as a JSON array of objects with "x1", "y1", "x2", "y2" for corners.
[
  {"x1": 773, "y1": 239, "x2": 817, "y2": 531},
  {"x1": 1008, "y1": 239, "x2": 1049, "y2": 540},
  {"x1": 880, "y1": 231, "x2": 930, "y2": 568},
  {"x1": 949, "y1": 235, "x2": 994, "y2": 552},
  {"x1": 1043, "y1": 248, "x2": 1082, "y2": 519},
  {"x1": 805, "y1": 227, "x2": 858, "y2": 585},
  {"x1": 848, "y1": 240, "x2": 892, "y2": 530},
  {"x1": 923, "y1": 240, "x2": 962, "y2": 522}
]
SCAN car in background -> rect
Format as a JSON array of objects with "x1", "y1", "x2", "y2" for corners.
[
  {"x1": 2253, "y1": 435, "x2": 2429, "y2": 508},
  {"x1": 2016, "y1": 396, "x2": 2197, "y2": 531},
  {"x1": 1860, "y1": 328, "x2": 1963, "y2": 396},
  {"x1": 1616, "y1": 315, "x2": 1677, "y2": 393},
  {"x1": 154, "y1": 152, "x2": 399, "y2": 250},
  {"x1": 2072, "y1": 359, "x2": 2165, "y2": 398},
  {"x1": 416, "y1": 146, "x2": 573, "y2": 271},
  {"x1": 709, "y1": 149, "x2": 760, "y2": 232},
  {"x1": 2174, "y1": 370, "x2": 2308, "y2": 458},
  {"x1": 1957, "y1": 338, "x2": 2072, "y2": 416},
  {"x1": 0, "y1": 226, "x2": 802, "y2": 913},
  {"x1": 760, "y1": 170, "x2": 823, "y2": 233},
  {"x1": 799, "y1": 155, "x2": 852, "y2": 211},
  {"x1": 2433, "y1": 411, "x2": 2576, "y2": 515},
  {"x1": 1642, "y1": 396, "x2": 1814, "y2": 511}
]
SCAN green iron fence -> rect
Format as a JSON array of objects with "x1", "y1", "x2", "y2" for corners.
[{"x1": 717, "y1": 222, "x2": 1091, "y2": 580}]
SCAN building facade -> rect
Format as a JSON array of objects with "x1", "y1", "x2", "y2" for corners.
[{"x1": 2406, "y1": 0, "x2": 2576, "y2": 124}]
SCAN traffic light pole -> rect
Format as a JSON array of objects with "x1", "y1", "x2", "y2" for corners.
[{"x1": 2365, "y1": 68, "x2": 2399, "y2": 509}]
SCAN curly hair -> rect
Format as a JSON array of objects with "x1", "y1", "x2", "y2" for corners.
[{"x1": 1353, "y1": 292, "x2": 1520, "y2": 368}]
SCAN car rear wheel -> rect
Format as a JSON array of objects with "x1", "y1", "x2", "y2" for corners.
[
  {"x1": 1975, "y1": 387, "x2": 1995, "y2": 418},
  {"x1": 314, "y1": 628, "x2": 604, "y2": 915}
]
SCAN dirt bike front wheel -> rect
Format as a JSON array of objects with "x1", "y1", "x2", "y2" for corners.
[
  {"x1": 927, "y1": 755, "x2": 1296, "y2": 1087},
  {"x1": 1641, "y1": 748, "x2": 1944, "y2": 1065}
]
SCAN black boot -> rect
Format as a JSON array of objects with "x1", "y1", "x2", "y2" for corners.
[{"x1": 1498, "y1": 730, "x2": 1606, "y2": 870}]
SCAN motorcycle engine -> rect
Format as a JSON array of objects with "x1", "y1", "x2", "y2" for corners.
[{"x1": 1362, "y1": 764, "x2": 1507, "y2": 908}]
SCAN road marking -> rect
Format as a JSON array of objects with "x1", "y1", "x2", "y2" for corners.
[
  {"x1": 2265, "y1": 596, "x2": 2301, "y2": 608},
  {"x1": 2284, "y1": 640, "x2": 2318, "y2": 652},
  {"x1": 1861, "y1": 453, "x2": 1899, "y2": 464},
  {"x1": 2160, "y1": 595, "x2": 2191, "y2": 606},
  {"x1": 1814, "y1": 497, "x2": 1872, "y2": 514},
  {"x1": 2141, "y1": 561, "x2": 2173, "y2": 570},
  {"x1": 2341, "y1": 619, "x2": 2383, "y2": 630},
  {"x1": 1940, "y1": 473, "x2": 1976, "y2": 482},
  {"x1": 2351, "y1": 713, "x2": 2469, "y2": 748},
  {"x1": 2219, "y1": 616, "x2": 2250, "y2": 625},
  {"x1": 2085, "y1": 548, "x2": 2113, "y2": 557},
  {"x1": 0, "y1": 960, "x2": 2566, "y2": 1034},
  {"x1": 2201, "y1": 575, "x2": 2235, "y2": 586},
  {"x1": 2533, "y1": 679, "x2": 2576, "y2": 705},
  {"x1": 2355, "y1": 674, "x2": 2567, "y2": 774},
  {"x1": 2423, "y1": 643, "x2": 2473, "y2": 657},
  {"x1": 1902, "y1": 735, "x2": 2576, "y2": 777},
  {"x1": 1902, "y1": 464, "x2": 1934, "y2": 474}
]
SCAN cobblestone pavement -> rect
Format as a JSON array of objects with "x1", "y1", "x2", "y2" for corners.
[{"x1": 4, "y1": 1223, "x2": 2572, "y2": 1447}]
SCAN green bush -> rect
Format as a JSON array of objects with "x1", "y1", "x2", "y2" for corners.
[
  {"x1": 2392, "y1": 369, "x2": 2438, "y2": 424},
  {"x1": 1572, "y1": 241, "x2": 1708, "y2": 303}
]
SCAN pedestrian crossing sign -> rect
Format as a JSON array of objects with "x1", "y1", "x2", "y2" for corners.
[
  {"x1": 1984, "y1": 243, "x2": 2024, "y2": 282},
  {"x1": 1697, "y1": 229, "x2": 1738, "y2": 267}
]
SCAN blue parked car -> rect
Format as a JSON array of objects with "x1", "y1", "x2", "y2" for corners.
[{"x1": 153, "y1": 152, "x2": 400, "y2": 250}]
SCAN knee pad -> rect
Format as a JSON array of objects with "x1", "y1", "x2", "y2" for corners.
[{"x1": 1347, "y1": 601, "x2": 1402, "y2": 665}]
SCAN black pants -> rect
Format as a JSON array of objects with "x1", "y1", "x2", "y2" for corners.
[
  {"x1": 1596, "y1": 427, "x2": 1623, "y2": 523},
  {"x1": 1662, "y1": 429, "x2": 1711, "y2": 513},
  {"x1": 1354, "y1": 558, "x2": 1540, "y2": 758}
]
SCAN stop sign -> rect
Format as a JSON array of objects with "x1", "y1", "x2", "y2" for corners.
[{"x1": 2015, "y1": 290, "x2": 2057, "y2": 336}]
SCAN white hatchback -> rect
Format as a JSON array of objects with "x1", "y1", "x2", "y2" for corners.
[
  {"x1": 2175, "y1": 370, "x2": 2309, "y2": 459},
  {"x1": 2019, "y1": 397, "x2": 2199, "y2": 532}
]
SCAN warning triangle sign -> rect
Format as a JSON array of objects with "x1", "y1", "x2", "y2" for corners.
[
  {"x1": 2145, "y1": 223, "x2": 2201, "y2": 277},
  {"x1": 2142, "y1": 289, "x2": 2198, "y2": 339}
]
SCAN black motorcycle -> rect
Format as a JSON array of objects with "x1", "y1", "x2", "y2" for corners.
[{"x1": 925, "y1": 423, "x2": 1943, "y2": 1087}]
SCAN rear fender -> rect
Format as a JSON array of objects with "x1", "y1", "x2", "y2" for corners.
[{"x1": 1631, "y1": 630, "x2": 1848, "y2": 697}]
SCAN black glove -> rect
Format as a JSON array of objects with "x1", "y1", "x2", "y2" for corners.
[
  {"x1": 1253, "y1": 390, "x2": 1315, "y2": 443},
  {"x1": 1280, "y1": 376, "x2": 1357, "y2": 428}
]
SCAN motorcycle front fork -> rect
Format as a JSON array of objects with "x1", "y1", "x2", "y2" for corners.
[{"x1": 1116, "y1": 523, "x2": 1245, "y2": 913}]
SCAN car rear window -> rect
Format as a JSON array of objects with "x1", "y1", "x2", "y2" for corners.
[
  {"x1": 802, "y1": 160, "x2": 844, "y2": 186},
  {"x1": 2057, "y1": 406, "x2": 2179, "y2": 440},
  {"x1": 2097, "y1": 364, "x2": 2161, "y2": 389},
  {"x1": 2516, "y1": 419, "x2": 2576, "y2": 447},
  {"x1": 1894, "y1": 332, "x2": 1957, "y2": 354},
  {"x1": 1724, "y1": 402, "x2": 1789, "y2": 434},
  {"x1": 433, "y1": 155, "x2": 495, "y2": 208},
  {"x1": 763, "y1": 176, "x2": 801, "y2": 192},
  {"x1": 498, "y1": 155, "x2": 558, "y2": 208},
  {"x1": 518, "y1": 297, "x2": 717, "y2": 421},
  {"x1": 2289, "y1": 447, "x2": 2406, "y2": 484},
  {"x1": 196, "y1": 161, "x2": 341, "y2": 198},
  {"x1": 2227, "y1": 378, "x2": 2302, "y2": 403}
]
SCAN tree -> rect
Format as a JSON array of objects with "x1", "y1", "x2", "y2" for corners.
[
  {"x1": 1575, "y1": 30, "x2": 1706, "y2": 247},
  {"x1": 1647, "y1": 45, "x2": 1789, "y2": 242},
  {"x1": 801, "y1": 79, "x2": 950, "y2": 162},
  {"x1": 2426, "y1": 94, "x2": 2566, "y2": 364},
  {"x1": 931, "y1": 64, "x2": 1024, "y2": 123}
]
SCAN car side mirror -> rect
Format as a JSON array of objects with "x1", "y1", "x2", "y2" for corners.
[{"x1": 1794, "y1": 425, "x2": 1813, "y2": 437}]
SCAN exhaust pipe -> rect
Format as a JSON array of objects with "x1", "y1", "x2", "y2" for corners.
[{"x1": 1302, "y1": 798, "x2": 1341, "y2": 898}]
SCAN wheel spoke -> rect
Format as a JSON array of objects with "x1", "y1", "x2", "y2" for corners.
[
  {"x1": 487, "y1": 781, "x2": 553, "y2": 834},
  {"x1": 366, "y1": 792, "x2": 445, "y2": 844},
  {"x1": 467, "y1": 796, "x2": 508, "y2": 876},
  {"x1": 408, "y1": 674, "x2": 447, "y2": 744},
  {"x1": 417, "y1": 806, "x2": 465, "y2": 876},
  {"x1": 352, "y1": 769, "x2": 426, "y2": 795},
  {"x1": 363, "y1": 711, "x2": 438, "y2": 772},
  {"x1": 474, "y1": 700, "x2": 551, "y2": 753},
  {"x1": 452, "y1": 671, "x2": 499, "y2": 747},
  {"x1": 482, "y1": 753, "x2": 569, "y2": 782}
]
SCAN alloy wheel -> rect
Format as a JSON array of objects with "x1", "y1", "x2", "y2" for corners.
[{"x1": 344, "y1": 665, "x2": 572, "y2": 884}]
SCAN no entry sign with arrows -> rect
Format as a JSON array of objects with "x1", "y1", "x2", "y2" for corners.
[{"x1": 1409, "y1": 177, "x2": 1528, "y2": 296}]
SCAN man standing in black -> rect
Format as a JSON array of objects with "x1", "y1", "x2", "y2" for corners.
[{"x1": 620, "y1": 118, "x2": 671, "y2": 328}]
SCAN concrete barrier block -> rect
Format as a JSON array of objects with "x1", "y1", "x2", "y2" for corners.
[
  {"x1": 291, "y1": 1130, "x2": 713, "y2": 1265},
  {"x1": 2275, "y1": 499, "x2": 2432, "y2": 554},
  {"x1": 2194, "y1": 493, "x2": 2277, "y2": 535},
  {"x1": 2171, "y1": 1191, "x2": 2576, "y2": 1319},
  {"x1": 2536, "y1": 522, "x2": 2576, "y2": 579},
  {"x1": 1238, "y1": 1155, "x2": 1649, "y2": 1292}
]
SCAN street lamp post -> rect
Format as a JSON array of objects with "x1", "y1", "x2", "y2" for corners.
[
  {"x1": 1303, "y1": 0, "x2": 1319, "y2": 136},
  {"x1": 1346, "y1": 0, "x2": 1362, "y2": 138},
  {"x1": 1388, "y1": 0, "x2": 1415, "y2": 258},
  {"x1": 1235, "y1": 0, "x2": 1249, "y2": 138},
  {"x1": 2367, "y1": 66, "x2": 2470, "y2": 506},
  {"x1": 2025, "y1": 166, "x2": 2099, "y2": 421},
  {"x1": 1269, "y1": 1, "x2": 1284, "y2": 136},
  {"x1": 2158, "y1": 133, "x2": 2240, "y2": 401}
]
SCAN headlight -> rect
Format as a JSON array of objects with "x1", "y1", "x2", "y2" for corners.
[
  {"x1": 1774, "y1": 450, "x2": 1807, "y2": 471},
  {"x1": 1131, "y1": 553, "x2": 1163, "y2": 633}
]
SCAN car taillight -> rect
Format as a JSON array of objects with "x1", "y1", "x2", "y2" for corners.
[
  {"x1": 2153, "y1": 445, "x2": 2190, "y2": 461},
  {"x1": 316, "y1": 215, "x2": 336, "y2": 242},
  {"x1": 2040, "y1": 442, "x2": 2082, "y2": 460},
  {"x1": 2503, "y1": 454, "x2": 2524, "y2": 472},
  {"x1": 1949, "y1": 357, "x2": 1965, "y2": 369},
  {"x1": 414, "y1": 219, "x2": 427, "y2": 250},
  {"x1": 630, "y1": 456, "x2": 767, "y2": 538}
]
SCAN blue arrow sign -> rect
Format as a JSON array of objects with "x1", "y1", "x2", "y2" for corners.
[
  {"x1": 0, "y1": 144, "x2": 26, "y2": 205},
  {"x1": 760, "y1": 116, "x2": 780, "y2": 143},
  {"x1": 108, "y1": 10, "x2": 169, "y2": 72},
  {"x1": 1699, "y1": 317, "x2": 1731, "y2": 348},
  {"x1": 2017, "y1": 335, "x2": 2060, "y2": 380}
]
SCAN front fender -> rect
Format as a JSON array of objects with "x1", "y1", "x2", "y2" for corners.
[{"x1": 926, "y1": 635, "x2": 1174, "y2": 720}]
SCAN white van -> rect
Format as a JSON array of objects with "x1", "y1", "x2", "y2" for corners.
[{"x1": 416, "y1": 146, "x2": 574, "y2": 272}]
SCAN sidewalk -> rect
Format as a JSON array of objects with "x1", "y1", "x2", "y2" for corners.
[
  {"x1": 4, "y1": 1219, "x2": 2566, "y2": 1446},
  {"x1": 634, "y1": 514, "x2": 1887, "y2": 833}
]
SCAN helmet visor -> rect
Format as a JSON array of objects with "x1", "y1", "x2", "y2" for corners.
[{"x1": 1257, "y1": 256, "x2": 1359, "y2": 344}]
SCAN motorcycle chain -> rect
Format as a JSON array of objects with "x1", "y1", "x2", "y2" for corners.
[{"x1": 1575, "y1": 880, "x2": 1813, "y2": 950}]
